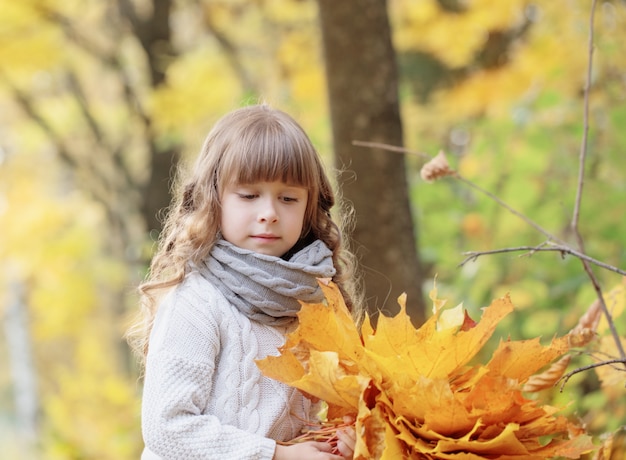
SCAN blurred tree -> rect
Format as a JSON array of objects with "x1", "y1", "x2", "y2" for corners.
[
  {"x1": 1, "y1": 0, "x2": 179, "y2": 250},
  {"x1": 114, "y1": 0, "x2": 179, "y2": 235},
  {"x1": 3, "y1": 280, "x2": 38, "y2": 443},
  {"x1": 318, "y1": 0, "x2": 426, "y2": 323}
]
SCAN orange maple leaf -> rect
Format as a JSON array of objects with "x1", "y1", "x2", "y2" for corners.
[{"x1": 256, "y1": 281, "x2": 595, "y2": 459}]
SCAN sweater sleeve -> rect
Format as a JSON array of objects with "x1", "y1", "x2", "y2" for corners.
[{"x1": 141, "y1": 285, "x2": 277, "y2": 460}]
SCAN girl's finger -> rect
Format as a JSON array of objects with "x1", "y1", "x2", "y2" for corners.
[{"x1": 336, "y1": 428, "x2": 356, "y2": 458}]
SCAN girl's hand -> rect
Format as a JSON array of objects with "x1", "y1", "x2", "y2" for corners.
[
  {"x1": 335, "y1": 415, "x2": 356, "y2": 459},
  {"x1": 273, "y1": 441, "x2": 345, "y2": 460}
]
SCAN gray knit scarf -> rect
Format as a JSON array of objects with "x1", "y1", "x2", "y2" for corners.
[{"x1": 199, "y1": 239, "x2": 336, "y2": 325}]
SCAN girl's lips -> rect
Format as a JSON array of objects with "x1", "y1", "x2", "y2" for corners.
[{"x1": 252, "y1": 234, "x2": 279, "y2": 240}]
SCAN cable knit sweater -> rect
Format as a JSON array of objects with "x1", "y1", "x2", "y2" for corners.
[{"x1": 141, "y1": 270, "x2": 315, "y2": 459}]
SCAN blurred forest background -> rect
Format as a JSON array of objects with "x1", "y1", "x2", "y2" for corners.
[{"x1": 1, "y1": 0, "x2": 625, "y2": 458}]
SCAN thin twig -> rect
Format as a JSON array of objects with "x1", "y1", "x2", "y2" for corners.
[
  {"x1": 572, "y1": 0, "x2": 596, "y2": 232},
  {"x1": 459, "y1": 244, "x2": 626, "y2": 277},
  {"x1": 569, "y1": 0, "x2": 626, "y2": 362},
  {"x1": 558, "y1": 358, "x2": 626, "y2": 391},
  {"x1": 454, "y1": 175, "x2": 566, "y2": 245},
  {"x1": 352, "y1": 140, "x2": 431, "y2": 159},
  {"x1": 353, "y1": 140, "x2": 626, "y2": 277}
]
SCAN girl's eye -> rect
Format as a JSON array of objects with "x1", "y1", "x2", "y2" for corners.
[
  {"x1": 281, "y1": 196, "x2": 298, "y2": 203},
  {"x1": 238, "y1": 193, "x2": 257, "y2": 200}
]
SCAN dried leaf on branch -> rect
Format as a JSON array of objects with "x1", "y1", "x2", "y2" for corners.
[
  {"x1": 257, "y1": 281, "x2": 594, "y2": 459},
  {"x1": 568, "y1": 281, "x2": 626, "y2": 392},
  {"x1": 523, "y1": 355, "x2": 572, "y2": 393},
  {"x1": 568, "y1": 297, "x2": 603, "y2": 348},
  {"x1": 420, "y1": 150, "x2": 456, "y2": 182}
]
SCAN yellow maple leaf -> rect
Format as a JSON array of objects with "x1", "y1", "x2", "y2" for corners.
[
  {"x1": 257, "y1": 281, "x2": 594, "y2": 459},
  {"x1": 486, "y1": 335, "x2": 570, "y2": 382},
  {"x1": 285, "y1": 281, "x2": 364, "y2": 364}
]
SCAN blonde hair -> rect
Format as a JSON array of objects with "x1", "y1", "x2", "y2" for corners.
[{"x1": 127, "y1": 104, "x2": 362, "y2": 361}]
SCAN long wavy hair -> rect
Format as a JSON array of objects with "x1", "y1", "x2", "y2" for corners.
[{"x1": 127, "y1": 104, "x2": 362, "y2": 362}]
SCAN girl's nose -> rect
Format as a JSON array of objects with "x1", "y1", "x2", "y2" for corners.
[{"x1": 258, "y1": 199, "x2": 278, "y2": 223}]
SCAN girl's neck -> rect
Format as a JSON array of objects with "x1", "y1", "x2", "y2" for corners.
[{"x1": 280, "y1": 232, "x2": 316, "y2": 260}]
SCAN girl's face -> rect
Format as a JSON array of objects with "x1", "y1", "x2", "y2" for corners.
[{"x1": 220, "y1": 181, "x2": 309, "y2": 257}]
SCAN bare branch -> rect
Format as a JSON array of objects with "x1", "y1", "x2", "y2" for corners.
[
  {"x1": 355, "y1": 139, "x2": 626, "y2": 281},
  {"x1": 572, "y1": 0, "x2": 596, "y2": 233},
  {"x1": 33, "y1": 2, "x2": 152, "y2": 195},
  {"x1": 1, "y1": 71, "x2": 138, "y2": 246},
  {"x1": 64, "y1": 71, "x2": 139, "y2": 192},
  {"x1": 116, "y1": 0, "x2": 141, "y2": 33},
  {"x1": 354, "y1": 140, "x2": 568, "y2": 245},
  {"x1": 202, "y1": 8, "x2": 259, "y2": 95},
  {"x1": 0, "y1": 72, "x2": 77, "y2": 171},
  {"x1": 459, "y1": 244, "x2": 626, "y2": 277},
  {"x1": 34, "y1": 4, "x2": 118, "y2": 68},
  {"x1": 568, "y1": 0, "x2": 626, "y2": 363},
  {"x1": 455, "y1": 175, "x2": 564, "y2": 244},
  {"x1": 35, "y1": 3, "x2": 152, "y2": 129},
  {"x1": 352, "y1": 140, "x2": 431, "y2": 160},
  {"x1": 66, "y1": 71, "x2": 106, "y2": 146},
  {"x1": 558, "y1": 358, "x2": 626, "y2": 391}
]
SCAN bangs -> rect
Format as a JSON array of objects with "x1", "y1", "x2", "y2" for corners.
[{"x1": 218, "y1": 113, "x2": 318, "y2": 189}]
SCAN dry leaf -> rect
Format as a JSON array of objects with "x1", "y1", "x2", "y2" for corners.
[
  {"x1": 567, "y1": 280, "x2": 625, "y2": 347},
  {"x1": 420, "y1": 150, "x2": 456, "y2": 182},
  {"x1": 523, "y1": 355, "x2": 572, "y2": 392},
  {"x1": 569, "y1": 298, "x2": 602, "y2": 347}
]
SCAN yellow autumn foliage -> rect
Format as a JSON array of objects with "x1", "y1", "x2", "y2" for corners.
[
  {"x1": 258, "y1": 281, "x2": 594, "y2": 459},
  {"x1": 150, "y1": 51, "x2": 241, "y2": 133},
  {"x1": 0, "y1": 1, "x2": 63, "y2": 74},
  {"x1": 393, "y1": 0, "x2": 529, "y2": 68}
]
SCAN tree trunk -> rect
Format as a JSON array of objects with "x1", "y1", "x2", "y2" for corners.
[
  {"x1": 118, "y1": 0, "x2": 180, "y2": 234},
  {"x1": 318, "y1": 0, "x2": 425, "y2": 323},
  {"x1": 3, "y1": 280, "x2": 39, "y2": 443}
]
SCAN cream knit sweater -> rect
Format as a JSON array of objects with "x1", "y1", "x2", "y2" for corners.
[{"x1": 141, "y1": 270, "x2": 314, "y2": 459}]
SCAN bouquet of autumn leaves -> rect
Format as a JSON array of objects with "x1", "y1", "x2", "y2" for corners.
[{"x1": 257, "y1": 280, "x2": 595, "y2": 459}]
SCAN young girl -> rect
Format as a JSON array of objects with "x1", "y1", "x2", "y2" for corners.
[{"x1": 128, "y1": 104, "x2": 361, "y2": 459}]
